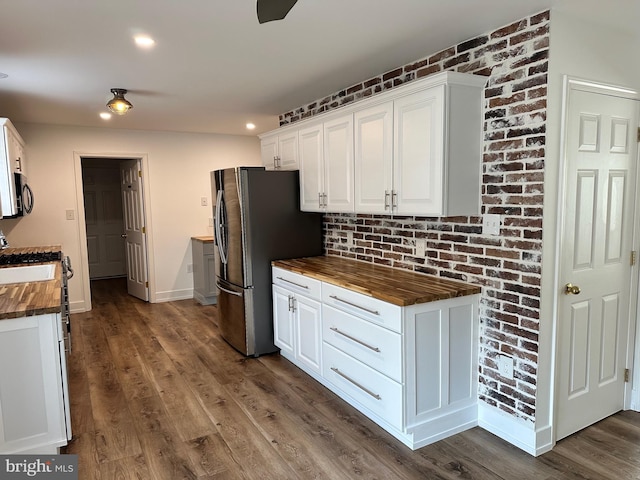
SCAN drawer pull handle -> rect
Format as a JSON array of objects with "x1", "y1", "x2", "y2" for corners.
[
  {"x1": 330, "y1": 367, "x2": 381, "y2": 400},
  {"x1": 276, "y1": 277, "x2": 309, "y2": 289},
  {"x1": 329, "y1": 295, "x2": 379, "y2": 315},
  {"x1": 330, "y1": 327, "x2": 380, "y2": 352}
]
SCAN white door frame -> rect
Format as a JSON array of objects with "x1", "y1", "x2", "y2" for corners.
[
  {"x1": 552, "y1": 76, "x2": 640, "y2": 439},
  {"x1": 73, "y1": 152, "x2": 156, "y2": 310}
]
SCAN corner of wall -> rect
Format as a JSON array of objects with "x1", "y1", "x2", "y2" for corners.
[{"x1": 478, "y1": 402, "x2": 553, "y2": 456}]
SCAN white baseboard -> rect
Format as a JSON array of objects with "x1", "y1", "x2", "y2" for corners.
[
  {"x1": 69, "y1": 300, "x2": 88, "y2": 313},
  {"x1": 631, "y1": 387, "x2": 640, "y2": 411},
  {"x1": 408, "y1": 404, "x2": 478, "y2": 449},
  {"x1": 153, "y1": 288, "x2": 194, "y2": 303},
  {"x1": 477, "y1": 403, "x2": 553, "y2": 456}
]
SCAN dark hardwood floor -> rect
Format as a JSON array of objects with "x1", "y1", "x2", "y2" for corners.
[{"x1": 63, "y1": 278, "x2": 640, "y2": 479}]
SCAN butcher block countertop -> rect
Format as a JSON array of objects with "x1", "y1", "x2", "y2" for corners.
[
  {"x1": 0, "y1": 245, "x2": 63, "y2": 320},
  {"x1": 191, "y1": 236, "x2": 214, "y2": 243},
  {"x1": 272, "y1": 256, "x2": 481, "y2": 307}
]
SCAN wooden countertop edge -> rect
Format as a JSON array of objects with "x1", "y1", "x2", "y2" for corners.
[
  {"x1": 0, "y1": 260, "x2": 63, "y2": 320},
  {"x1": 272, "y1": 257, "x2": 481, "y2": 307},
  {"x1": 191, "y1": 236, "x2": 214, "y2": 242}
]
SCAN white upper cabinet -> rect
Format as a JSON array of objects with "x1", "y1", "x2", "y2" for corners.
[
  {"x1": 299, "y1": 115, "x2": 354, "y2": 213},
  {"x1": 299, "y1": 123, "x2": 324, "y2": 211},
  {"x1": 0, "y1": 118, "x2": 27, "y2": 218},
  {"x1": 262, "y1": 71, "x2": 485, "y2": 216},
  {"x1": 354, "y1": 102, "x2": 394, "y2": 214},
  {"x1": 393, "y1": 87, "x2": 445, "y2": 216},
  {"x1": 260, "y1": 129, "x2": 298, "y2": 170},
  {"x1": 323, "y1": 115, "x2": 354, "y2": 213}
]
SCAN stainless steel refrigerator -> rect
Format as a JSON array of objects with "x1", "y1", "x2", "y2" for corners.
[{"x1": 212, "y1": 167, "x2": 323, "y2": 356}]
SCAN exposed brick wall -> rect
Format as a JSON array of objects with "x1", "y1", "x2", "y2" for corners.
[{"x1": 280, "y1": 11, "x2": 550, "y2": 423}]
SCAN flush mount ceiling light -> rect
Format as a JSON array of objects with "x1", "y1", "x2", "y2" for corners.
[{"x1": 106, "y1": 88, "x2": 133, "y2": 115}]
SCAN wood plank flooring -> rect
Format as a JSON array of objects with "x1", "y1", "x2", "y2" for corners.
[{"x1": 63, "y1": 278, "x2": 640, "y2": 479}]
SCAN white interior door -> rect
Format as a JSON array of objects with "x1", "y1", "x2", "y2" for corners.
[
  {"x1": 120, "y1": 159, "x2": 149, "y2": 301},
  {"x1": 556, "y1": 84, "x2": 639, "y2": 440}
]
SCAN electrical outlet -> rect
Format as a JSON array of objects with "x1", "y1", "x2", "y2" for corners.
[
  {"x1": 498, "y1": 354, "x2": 514, "y2": 379},
  {"x1": 416, "y1": 238, "x2": 426, "y2": 257},
  {"x1": 201, "y1": 197, "x2": 208, "y2": 206},
  {"x1": 345, "y1": 231, "x2": 354, "y2": 247},
  {"x1": 482, "y1": 214, "x2": 501, "y2": 235},
  {"x1": 65, "y1": 209, "x2": 75, "y2": 220},
  {"x1": 187, "y1": 264, "x2": 193, "y2": 273}
]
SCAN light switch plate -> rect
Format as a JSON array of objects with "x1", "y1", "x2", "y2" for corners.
[
  {"x1": 201, "y1": 197, "x2": 208, "y2": 206},
  {"x1": 482, "y1": 214, "x2": 501, "y2": 235},
  {"x1": 65, "y1": 209, "x2": 75, "y2": 220}
]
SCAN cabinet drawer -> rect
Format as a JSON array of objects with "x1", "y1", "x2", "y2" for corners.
[
  {"x1": 322, "y1": 283, "x2": 402, "y2": 333},
  {"x1": 202, "y1": 242, "x2": 215, "y2": 255},
  {"x1": 322, "y1": 305, "x2": 402, "y2": 382},
  {"x1": 273, "y1": 267, "x2": 321, "y2": 301},
  {"x1": 323, "y1": 343, "x2": 403, "y2": 429}
]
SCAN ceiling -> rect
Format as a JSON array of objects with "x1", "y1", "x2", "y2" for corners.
[{"x1": 0, "y1": 0, "x2": 630, "y2": 136}]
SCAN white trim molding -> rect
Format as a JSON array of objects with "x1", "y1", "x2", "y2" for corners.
[{"x1": 478, "y1": 403, "x2": 553, "y2": 456}]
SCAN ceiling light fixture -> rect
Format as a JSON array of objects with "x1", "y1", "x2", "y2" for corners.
[
  {"x1": 106, "y1": 88, "x2": 133, "y2": 115},
  {"x1": 246, "y1": 123, "x2": 256, "y2": 130},
  {"x1": 134, "y1": 35, "x2": 155, "y2": 48}
]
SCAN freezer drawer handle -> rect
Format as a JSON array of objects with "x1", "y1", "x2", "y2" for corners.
[
  {"x1": 216, "y1": 281, "x2": 243, "y2": 297},
  {"x1": 276, "y1": 277, "x2": 309, "y2": 290},
  {"x1": 330, "y1": 367, "x2": 381, "y2": 400},
  {"x1": 329, "y1": 295, "x2": 379, "y2": 316},
  {"x1": 329, "y1": 327, "x2": 381, "y2": 352}
]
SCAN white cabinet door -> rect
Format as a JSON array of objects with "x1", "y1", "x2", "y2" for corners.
[
  {"x1": 260, "y1": 134, "x2": 279, "y2": 170},
  {"x1": 273, "y1": 284, "x2": 322, "y2": 374},
  {"x1": 298, "y1": 123, "x2": 324, "y2": 212},
  {"x1": 354, "y1": 102, "x2": 394, "y2": 214},
  {"x1": 278, "y1": 131, "x2": 299, "y2": 170},
  {"x1": 393, "y1": 86, "x2": 445, "y2": 216},
  {"x1": 294, "y1": 294, "x2": 322, "y2": 375},
  {"x1": 273, "y1": 285, "x2": 295, "y2": 358},
  {"x1": 324, "y1": 115, "x2": 354, "y2": 213},
  {"x1": 260, "y1": 132, "x2": 299, "y2": 170},
  {"x1": 7, "y1": 129, "x2": 25, "y2": 175},
  {"x1": 0, "y1": 314, "x2": 67, "y2": 454}
]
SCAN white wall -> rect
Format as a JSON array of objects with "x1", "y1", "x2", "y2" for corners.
[
  {"x1": 0, "y1": 123, "x2": 260, "y2": 310},
  {"x1": 536, "y1": 5, "x2": 640, "y2": 451}
]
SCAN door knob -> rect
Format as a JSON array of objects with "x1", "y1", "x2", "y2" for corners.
[{"x1": 564, "y1": 283, "x2": 581, "y2": 295}]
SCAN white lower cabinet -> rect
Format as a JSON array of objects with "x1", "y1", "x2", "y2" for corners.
[
  {"x1": 0, "y1": 313, "x2": 69, "y2": 454},
  {"x1": 272, "y1": 266, "x2": 480, "y2": 450},
  {"x1": 273, "y1": 268, "x2": 323, "y2": 375}
]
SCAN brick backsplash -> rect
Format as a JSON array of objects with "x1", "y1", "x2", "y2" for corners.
[{"x1": 280, "y1": 11, "x2": 550, "y2": 423}]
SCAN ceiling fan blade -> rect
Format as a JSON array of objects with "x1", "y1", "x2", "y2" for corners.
[{"x1": 257, "y1": 0, "x2": 298, "y2": 24}]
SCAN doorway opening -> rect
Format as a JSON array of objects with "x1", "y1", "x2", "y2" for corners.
[{"x1": 76, "y1": 154, "x2": 151, "y2": 310}]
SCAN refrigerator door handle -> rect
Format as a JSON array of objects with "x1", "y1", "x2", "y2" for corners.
[
  {"x1": 216, "y1": 280, "x2": 243, "y2": 297},
  {"x1": 215, "y1": 189, "x2": 228, "y2": 265}
]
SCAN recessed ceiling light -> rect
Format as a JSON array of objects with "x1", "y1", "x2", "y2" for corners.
[
  {"x1": 99, "y1": 112, "x2": 112, "y2": 120},
  {"x1": 134, "y1": 35, "x2": 155, "y2": 48},
  {"x1": 246, "y1": 123, "x2": 256, "y2": 130}
]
